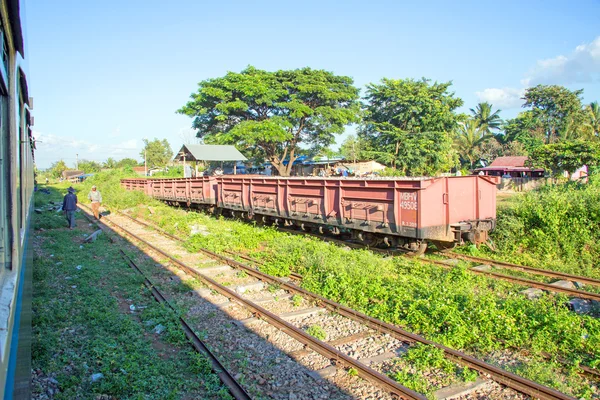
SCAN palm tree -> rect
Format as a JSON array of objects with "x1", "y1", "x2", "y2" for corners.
[
  {"x1": 584, "y1": 101, "x2": 600, "y2": 138},
  {"x1": 470, "y1": 102, "x2": 502, "y2": 134},
  {"x1": 454, "y1": 120, "x2": 493, "y2": 169}
]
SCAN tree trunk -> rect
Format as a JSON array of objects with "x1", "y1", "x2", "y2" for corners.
[{"x1": 271, "y1": 161, "x2": 287, "y2": 176}]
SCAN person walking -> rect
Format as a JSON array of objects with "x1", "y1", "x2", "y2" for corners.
[
  {"x1": 62, "y1": 187, "x2": 78, "y2": 229},
  {"x1": 88, "y1": 185, "x2": 103, "y2": 219}
]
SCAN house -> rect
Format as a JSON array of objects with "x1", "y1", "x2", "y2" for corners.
[
  {"x1": 132, "y1": 166, "x2": 147, "y2": 176},
  {"x1": 62, "y1": 170, "x2": 84, "y2": 182},
  {"x1": 474, "y1": 156, "x2": 544, "y2": 178},
  {"x1": 173, "y1": 144, "x2": 247, "y2": 176}
]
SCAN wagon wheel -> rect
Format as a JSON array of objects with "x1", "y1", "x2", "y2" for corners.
[
  {"x1": 405, "y1": 242, "x2": 427, "y2": 257},
  {"x1": 356, "y1": 232, "x2": 376, "y2": 246},
  {"x1": 430, "y1": 240, "x2": 457, "y2": 253}
]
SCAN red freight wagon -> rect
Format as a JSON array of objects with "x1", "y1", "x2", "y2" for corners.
[
  {"x1": 121, "y1": 178, "x2": 149, "y2": 193},
  {"x1": 217, "y1": 176, "x2": 498, "y2": 253},
  {"x1": 145, "y1": 177, "x2": 217, "y2": 206}
]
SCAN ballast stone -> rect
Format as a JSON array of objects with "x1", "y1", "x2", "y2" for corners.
[
  {"x1": 441, "y1": 259, "x2": 460, "y2": 266},
  {"x1": 521, "y1": 288, "x2": 544, "y2": 300},
  {"x1": 434, "y1": 378, "x2": 487, "y2": 399},
  {"x1": 550, "y1": 280, "x2": 576, "y2": 290},
  {"x1": 568, "y1": 298, "x2": 592, "y2": 315}
]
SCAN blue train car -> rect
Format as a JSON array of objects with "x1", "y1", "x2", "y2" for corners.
[{"x1": 0, "y1": 0, "x2": 34, "y2": 398}]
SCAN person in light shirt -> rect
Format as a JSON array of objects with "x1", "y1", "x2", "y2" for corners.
[{"x1": 88, "y1": 185, "x2": 103, "y2": 219}]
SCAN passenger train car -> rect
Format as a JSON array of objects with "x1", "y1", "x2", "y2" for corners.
[
  {"x1": 122, "y1": 175, "x2": 498, "y2": 254},
  {"x1": 0, "y1": 0, "x2": 34, "y2": 398}
]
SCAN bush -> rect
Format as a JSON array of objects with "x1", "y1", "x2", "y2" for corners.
[{"x1": 491, "y1": 176, "x2": 600, "y2": 278}]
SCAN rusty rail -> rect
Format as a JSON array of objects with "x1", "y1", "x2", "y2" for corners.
[
  {"x1": 78, "y1": 206, "x2": 253, "y2": 400},
  {"x1": 443, "y1": 253, "x2": 600, "y2": 288},
  {"x1": 114, "y1": 210, "x2": 574, "y2": 400},
  {"x1": 425, "y1": 258, "x2": 600, "y2": 302},
  {"x1": 104, "y1": 211, "x2": 426, "y2": 399},
  {"x1": 272, "y1": 225, "x2": 600, "y2": 302}
]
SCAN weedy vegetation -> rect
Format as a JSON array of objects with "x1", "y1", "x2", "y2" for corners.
[
  {"x1": 32, "y1": 185, "x2": 231, "y2": 399},
  {"x1": 80, "y1": 174, "x2": 600, "y2": 398}
]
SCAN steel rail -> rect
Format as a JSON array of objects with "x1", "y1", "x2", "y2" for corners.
[
  {"x1": 259, "y1": 224, "x2": 600, "y2": 302},
  {"x1": 443, "y1": 253, "x2": 600, "y2": 288},
  {"x1": 101, "y1": 212, "x2": 426, "y2": 400},
  {"x1": 78, "y1": 206, "x2": 253, "y2": 400},
  {"x1": 117, "y1": 212, "x2": 304, "y2": 281},
  {"x1": 424, "y1": 258, "x2": 600, "y2": 302},
  {"x1": 115, "y1": 210, "x2": 574, "y2": 400}
]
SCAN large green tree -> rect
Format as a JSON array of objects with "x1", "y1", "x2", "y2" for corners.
[
  {"x1": 116, "y1": 158, "x2": 140, "y2": 168},
  {"x1": 77, "y1": 160, "x2": 102, "y2": 173},
  {"x1": 502, "y1": 111, "x2": 546, "y2": 153},
  {"x1": 470, "y1": 102, "x2": 502, "y2": 134},
  {"x1": 454, "y1": 120, "x2": 493, "y2": 168},
  {"x1": 178, "y1": 66, "x2": 360, "y2": 176},
  {"x1": 522, "y1": 85, "x2": 585, "y2": 143},
  {"x1": 339, "y1": 135, "x2": 367, "y2": 164},
  {"x1": 141, "y1": 138, "x2": 173, "y2": 168},
  {"x1": 103, "y1": 157, "x2": 117, "y2": 169},
  {"x1": 49, "y1": 160, "x2": 69, "y2": 178},
  {"x1": 584, "y1": 101, "x2": 600, "y2": 139},
  {"x1": 528, "y1": 140, "x2": 600, "y2": 176},
  {"x1": 360, "y1": 78, "x2": 462, "y2": 175}
]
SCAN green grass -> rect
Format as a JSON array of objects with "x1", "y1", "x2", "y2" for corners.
[
  {"x1": 32, "y1": 186, "x2": 231, "y2": 399},
  {"x1": 75, "y1": 177, "x2": 600, "y2": 399},
  {"x1": 486, "y1": 175, "x2": 600, "y2": 279}
]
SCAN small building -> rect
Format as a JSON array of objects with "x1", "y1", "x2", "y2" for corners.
[
  {"x1": 132, "y1": 166, "x2": 147, "y2": 176},
  {"x1": 173, "y1": 144, "x2": 247, "y2": 176},
  {"x1": 62, "y1": 170, "x2": 84, "y2": 182},
  {"x1": 474, "y1": 156, "x2": 544, "y2": 178}
]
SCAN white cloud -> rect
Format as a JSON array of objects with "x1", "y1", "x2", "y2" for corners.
[
  {"x1": 33, "y1": 130, "x2": 140, "y2": 168},
  {"x1": 526, "y1": 37, "x2": 600, "y2": 86},
  {"x1": 475, "y1": 36, "x2": 600, "y2": 110},
  {"x1": 475, "y1": 87, "x2": 525, "y2": 109}
]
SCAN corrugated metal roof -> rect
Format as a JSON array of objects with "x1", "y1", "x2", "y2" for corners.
[
  {"x1": 174, "y1": 145, "x2": 247, "y2": 161},
  {"x1": 489, "y1": 156, "x2": 528, "y2": 168}
]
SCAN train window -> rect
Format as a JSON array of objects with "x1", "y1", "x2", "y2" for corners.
[
  {"x1": 0, "y1": 92, "x2": 8, "y2": 269},
  {"x1": 15, "y1": 83, "x2": 22, "y2": 233},
  {"x1": 0, "y1": 23, "x2": 6, "y2": 87}
]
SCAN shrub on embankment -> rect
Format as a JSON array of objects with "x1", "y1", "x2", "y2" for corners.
[
  {"x1": 492, "y1": 173, "x2": 600, "y2": 277},
  {"x1": 92, "y1": 173, "x2": 600, "y2": 397},
  {"x1": 78, "y1": 169, "x2": 158, "y2": 210}
]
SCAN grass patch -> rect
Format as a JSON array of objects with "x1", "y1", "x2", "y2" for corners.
[
  {"x1": 32, "y1": 187, "x2": 231, "y2": 399},
  {"x1": 76, "y1": 177, "x2": 600, "y2": 399}
]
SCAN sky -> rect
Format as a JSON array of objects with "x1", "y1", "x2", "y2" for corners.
[{"x1": 25, "y1": 0, "x2": 600, "y2": 169}]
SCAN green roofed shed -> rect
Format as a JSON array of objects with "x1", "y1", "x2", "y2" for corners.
[{"x1": 174, "y1": 144, "x2": 247, "y2": 162}]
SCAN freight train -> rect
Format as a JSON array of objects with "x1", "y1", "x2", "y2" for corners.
[
  {"x1": 0, "y1": 0, "x2": 34, "y2": 398},
  {"x1": 121, "y1": 175, "x2": 498, "y2": 254}
]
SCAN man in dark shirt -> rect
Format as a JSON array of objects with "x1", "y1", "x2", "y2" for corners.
[{"x1": 62, "y1": 187, "x2": 78, "y2": 229}]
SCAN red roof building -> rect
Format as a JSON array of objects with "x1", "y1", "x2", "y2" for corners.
[
  {"x1": 132, "y1": 166, "x2": 147, "y2": 175},
  {"x1": 474, "y1": 156, "x2": 544, "y2": 178}
]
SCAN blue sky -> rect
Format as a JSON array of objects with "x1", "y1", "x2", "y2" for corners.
[{"x1": 26, "y1": 0, "x2": 600, "y2": 169}]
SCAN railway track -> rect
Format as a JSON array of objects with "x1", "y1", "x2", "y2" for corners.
[
  {"x1": 78, "y1": 207, "x2": 252, "y2": 400},
  {"x1": 273, "y1": 226, "x2": 600, "y2": 303},
  {"x1": 92, "y1": 212, "x2": 425, "y2": 399},
  {"x1": 103, "y1": 208, "x2": 579, "y2": 400},
  {"x1": 440, "y1": 253, "x2": 600, "y2": 288}
]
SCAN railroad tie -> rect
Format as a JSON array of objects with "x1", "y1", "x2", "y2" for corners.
[{"x1": 236, "y1": 307, "x2": 326, "y2": 327}]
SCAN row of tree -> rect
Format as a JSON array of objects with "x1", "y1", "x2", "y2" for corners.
[
  {"x1": 179, "y1": 66, "x2": 600, "y2": 176},
  {"x1": 46, "y1": 138, "x2": 175, "y2": 177}
]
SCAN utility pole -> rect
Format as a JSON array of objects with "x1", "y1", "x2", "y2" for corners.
[
  {"x1": 76, "y1": 153, "x2": 79, "y2": 170},
  {"x1": 144, "y1": 150, "x2": 147, "y2": 177}
]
